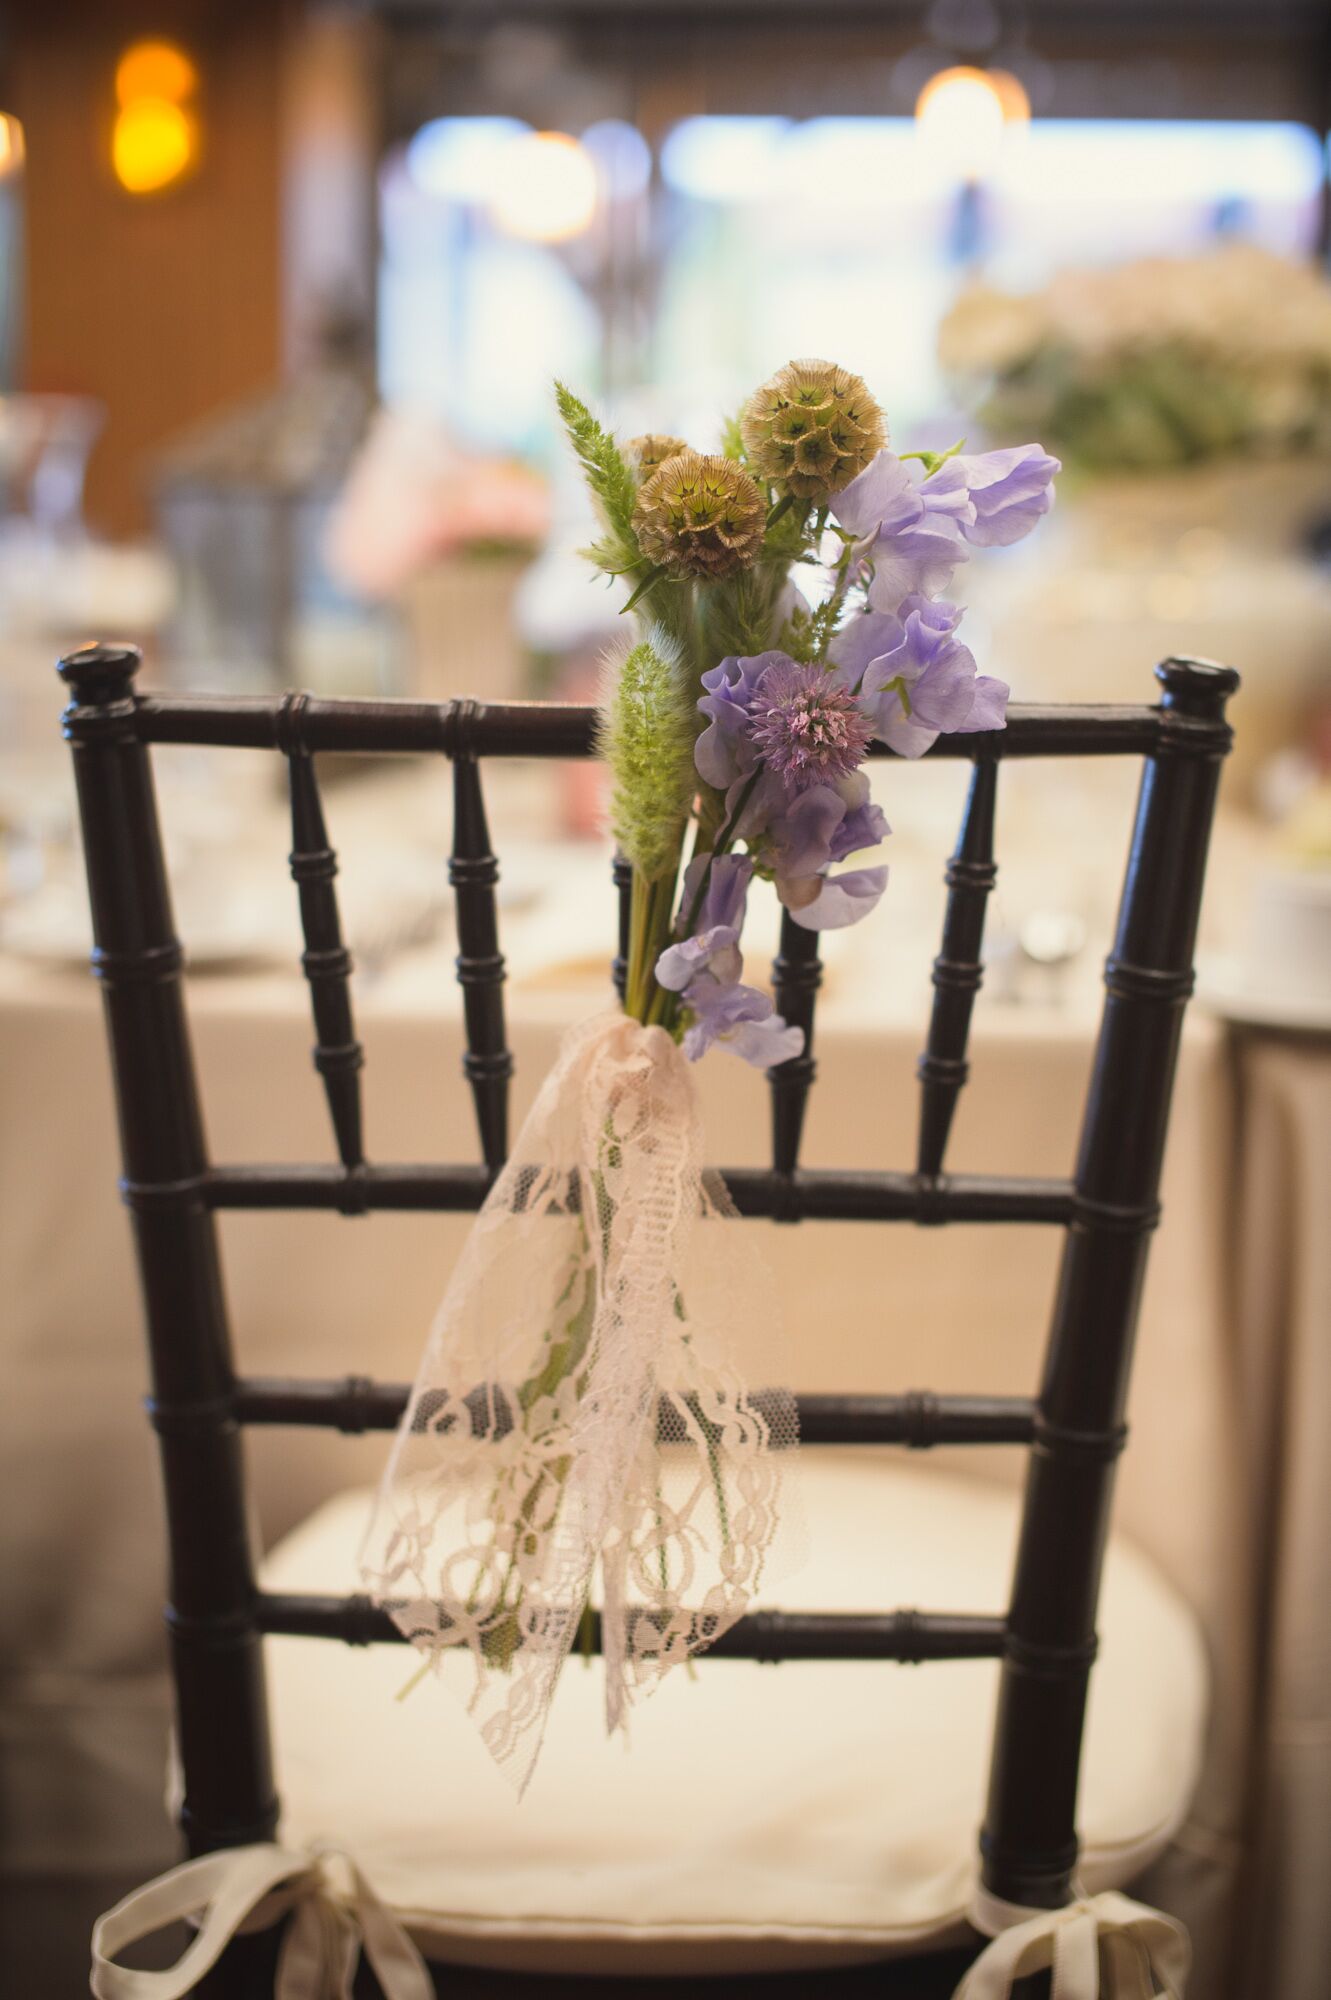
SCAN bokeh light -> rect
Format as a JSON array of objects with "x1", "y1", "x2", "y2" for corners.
[
  {"x1": 581, "y1": 120, "x2": 653, "y2": 203},
  {"x1": 989, "y1": 69, "x2": 1033, "y2": 129},
  {"x1": 112, "y1": 98, "x2": 196, "y2": 195},
  {"x1": 660, "y1": 117, "x2": 791, "y2": 202},
  {"x1": 115, "y1": 39, "x2": 198, "y2": 108},
  {"x1": 915, "y1": 66, "x2": 1025, "y2": 181},
  {"x1": 406, "y1": 116, "x2": 530, "y2": 204},
  {"x1": 488, "y1": 131, "x2": 598, "y2": 243},
  {"x1": 0, "y1": 114, "x2": 25, "y2": 179}
]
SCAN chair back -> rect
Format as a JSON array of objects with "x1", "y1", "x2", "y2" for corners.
[{"x1": 58, "y1": 642, "x2": 1237, "y2": 1915}]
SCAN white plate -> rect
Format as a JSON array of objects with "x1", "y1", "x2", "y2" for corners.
[
  {"x1": 0, "y1": 879, "x2": 299, "y2": 973},
  {"x1": 1195, "y1": 953, "x2": 1331, "y2": 1035}
]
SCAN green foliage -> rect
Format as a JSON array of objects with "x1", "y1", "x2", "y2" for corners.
[
  {"x1": 719, "y1": 408, "x2": 749, "y2": 464},
  {"x1": 778, "y1": 591, "x2": 845, "y2": 666},
  {"x1": 697, "y1": 566, "x2": 782, "y2": 664},
  {"x1": 598, "y1": 630, "x2": 697, "y2": 881},
  {"x1": 761, "y1": 493, "x2": 815, "y2": 565}
]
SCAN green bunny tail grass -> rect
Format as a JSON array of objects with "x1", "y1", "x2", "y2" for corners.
[
  {"x1": 598, "y1": 629, "x2": 696, "y2": 882},
  {"x1": 555, "y1": 382, "x2": 642, "y2": 578}
]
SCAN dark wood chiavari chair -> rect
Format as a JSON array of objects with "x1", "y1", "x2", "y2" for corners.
[{"x1": 60, "y1": 643, "x2": 1238, "y2": 1997}]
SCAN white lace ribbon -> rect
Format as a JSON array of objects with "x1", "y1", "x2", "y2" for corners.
[
  {"x1": 90, "y1": 1843, "x2": 432, "y2": 2000},
  {"x1": 361, "y1": 1011, "x2": 799, "y2": 1790},
  {"x1": 955, "y1": 1888, "x2": 1190, "y2": 2000}
]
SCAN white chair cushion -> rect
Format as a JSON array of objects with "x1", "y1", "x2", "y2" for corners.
[{"x1": 258, "y1": 1451, "x2": 1206, "y2": 1976}]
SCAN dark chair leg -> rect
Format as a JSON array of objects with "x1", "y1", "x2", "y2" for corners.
[{"x1": 194, "y1": 1920, "x2": 285, "y2": 1997}]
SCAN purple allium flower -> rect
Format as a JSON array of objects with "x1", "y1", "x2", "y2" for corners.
[
  {"x1": 679, "y1": 978, "x2": 804, "y2": 1068},
  {"x1": 695, "y1": 652, "x2": 783, "y2": 790},
  {"x1": 749, "y1": 658, "x2": 874, "y2": 792},
  {"x1": 830, "y1": 451, "x2": 969, "y2": 613},
  {"x1": 833, "y1": 597, "x2": 1007, "y2": 759},
  {"x1": 925, "y1": 444, "x2": 1060, "y2": 548}
]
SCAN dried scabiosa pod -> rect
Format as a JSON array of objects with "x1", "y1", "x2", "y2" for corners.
[{"x1": 741, "y1": 359, "x2": 887, "y2": 500}]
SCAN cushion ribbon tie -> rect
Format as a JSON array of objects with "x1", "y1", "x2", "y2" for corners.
[
  {"x1": 954, "y1": 1889, "x2": 1191, "y2": 2000},
  {"x1": 90, "y1": 1841, "x2": 434, "y2": 2000}
]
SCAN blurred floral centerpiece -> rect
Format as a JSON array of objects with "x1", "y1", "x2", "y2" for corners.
[
  {"x1": 940, "y1": 244, "x2": 1331, "y2": 475},
  {"x1": 325, "y1": 411, "x2": 550, "y2": 594},
  {"x1": 324, "y1": 409, "x2": 551, "y2": 701}
]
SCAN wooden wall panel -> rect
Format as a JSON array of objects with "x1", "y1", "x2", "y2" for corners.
[{"x1": 13, "y1": 3, "x2": 288, "y2": 537}]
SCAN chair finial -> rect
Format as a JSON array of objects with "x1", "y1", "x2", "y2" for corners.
[
  {"x1": 58, "y1": 642, "x2": 143, "y2": 706},
  {"x1": 1154, "y1": 655, "x2": 1241, "y2": 712}
]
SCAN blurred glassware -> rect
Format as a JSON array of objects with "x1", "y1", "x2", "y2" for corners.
[
  {"x1": 1018, "y1": 907, "x2": 1089, "y2": 1007},
  {"x1": 0, "y1": 394, "x2": 104, "y2": 537},
  {"x1": 153, "y1": 312, "x2": 403, "y2": 695}
]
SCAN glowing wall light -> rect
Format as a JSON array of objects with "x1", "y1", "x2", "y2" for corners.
[
  {"x1": 113, "y1": 97, "x2": 196, "y2": 194},
  {"x1": 113, "y1": 38, "x2": 199, "y2": 195},
  {"x1": 488, "y1": 131, "x2": 597, "y2": 243},
  {"x1": 115, "y1": 39, "x2": 198, "y2": 107},
  {"x1": 0, "y1": 113, "x2": 25, "y2": 179},
  {"x1": 915, "y1": 66, "x2": 1029, "y2": 182}
]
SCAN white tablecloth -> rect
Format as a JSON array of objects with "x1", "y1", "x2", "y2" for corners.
[{"x1": 0, "y1": 750, "x2": 1305, "y2": 1995}]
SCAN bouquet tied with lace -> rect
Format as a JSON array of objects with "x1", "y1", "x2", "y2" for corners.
[{"x1": 362, "y1": 360, "x2": 1058, "y2": 1789}]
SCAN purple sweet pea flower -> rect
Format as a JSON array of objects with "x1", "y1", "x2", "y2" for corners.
[
  {"x1": 677, "y1": 852, "x2": 753, "y2": 937},
  {"x1": 655, "y1": 924, "x2": 742, "y2": 994},
  {"x1": 680, "y1": 978, "x2": 805, "y2": 1067},
  {"x1": 924, "y1": 445, "x2": 1060, "y2": 549},
  {"x1": 782, "y1": 864, "x2": 890, "y2": 932},
  {"x1": 830, "y1": 784, "x2": 891, "y2": 862},
  {"x1": 755, "y1": 772, "x2": 887, "y2": 879},
  {"x1": 829, "y1": 595, "x2": 964, "y2": 692},
  {"x1": 830, "y1": 451, "x2": 969, "y2": 613},
  {"x1": 759, "y1": 772, "x2": 891, "y2": 933},
  {"x1": 653, "y1": 850, "x2": 803, "y2": 1067},
  {"x1": 846, "y1": 600, "x2": 1008, "y2": 758}
]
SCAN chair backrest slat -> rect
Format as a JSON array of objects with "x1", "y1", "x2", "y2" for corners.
[
  {"x1": 450, "y1": 740, "x2": 511, "y2": 1175},
  {"x1": 769, "y1": 913, "x2": 823, "y2": 1176},
  {"x1": 612, "y1": 854, "x2": 633, "y2": 1004},
  {"x1": 279, "y1": 700, "x2": 366, "y2": 1171},
  {"x1": 916, "y1": 757, "x2": 999, "y2": 1177}
]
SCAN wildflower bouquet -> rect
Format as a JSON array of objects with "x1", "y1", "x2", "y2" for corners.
[
  {"x1": 575, "y1": 362, "x2": 1057, "y2": 1054},
  {"x1": 363, "y1": 360, "x2": 1057, "y2": 1790}
]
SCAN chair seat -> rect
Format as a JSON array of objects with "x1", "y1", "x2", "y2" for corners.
[{"x1": 259, "y1": 1451, "x2": 1206, "y2": 1978}]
